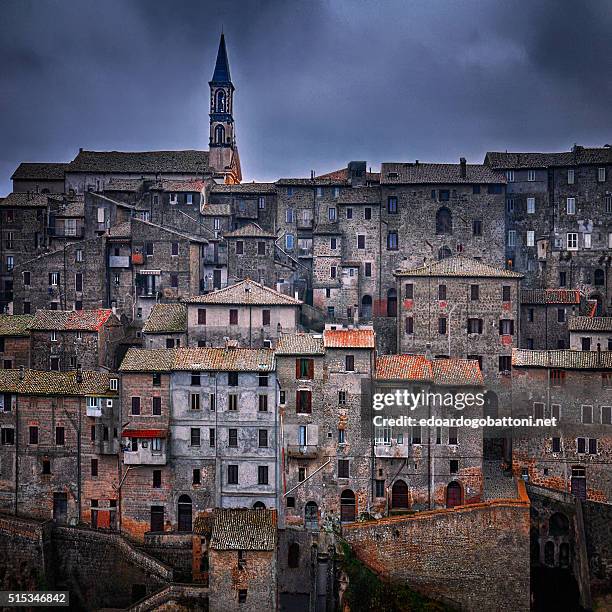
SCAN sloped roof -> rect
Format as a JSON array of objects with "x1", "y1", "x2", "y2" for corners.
[
  {"x1": 30, "y1": 309, "x2": 115, "y2": 332},
  {"x1": 11, "y1": 162, "x2": 67, "y2": 181},
  {"x1": 0, "y1": 369, "x2": 117, "y2": 396},
  {"x1": 431, "y1": 359, "x2": 483, "y2": 386},
  {"x1": 0, "y1": 315, "x2": 34, "y2": 337},
  {"x1": 152, "y1": 179, "x2": 206, "y2": 192},
  {"x1": 380, "y1": 162, "x2": 506, "y2": 185},
  {"x1": 184, "y1": 279, "x2": 301, "y2": 306},
  {"x1": 104, "y1": 178, "x2": 144, "y2": 192},
  {"x1": 512, "y1": 349, "x2": 612, "y2": 370},
  {"x1": 376, "y1": 354, "x2": 483, "y2": 386},
  {"x1": 173, "y1": 347, "x2": 275, "y2": 372},
  {"x1": 323, "y1": 328, "x2": 375, "y2": 349},
  {"x1": 275, "y1": 334, "x2": 325, "y2": 355},
  {"x1": 119, "y1": 348, "x2": 178, "y2": 372},
  {"x1": 210, "y1": 182, "x2": 276, "y2": 194},
  {"x1": 0, "y1": 192, "x2": 50, "y2": 208},
  {"x1": 316, "y1": 168, "x2": 380, "y2": 183},
  {"x1": 107, "y1": 221, "x2": 132, "y2": 239},
  {"x1": 143, "y1": 304, "x2": 187, "y2": 334},
  {"x1": 223, "y1": 222, "x2": 276, "y2": 238},
  {"x1": 521, "y1": 289, "x2": 582, "y2": 305},
  {"x1": 210, "y1": 509, "x2": 276, "y2": 551},
  {"x1": 485, "y1": 147, "x2": 612, "y2": 169},
  {"x1": 395, "y1": 257, "x2": 523, "y2": 278},
  {"x1": 66, "y1": 150, "x2": 209, "y2": 174},
  {"x1": 211, "y1": 33, "x2": 232, "y2": 83},
  {"x1": 200, "y1": 203, "x2": 232, "y2": 216},
  {"x1": 568, "y1": 316, "x2": 612, "y2": 332}
]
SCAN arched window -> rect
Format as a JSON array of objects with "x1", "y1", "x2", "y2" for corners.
[
  {"x1": 340, "y1": 489, "x2": 356, "y2": 523},
  {"x1": 360, "y1": 295, "x2": 372, "y2": 320},
  {"x1": 544, "y1": 540, "x2": 555, "y2": 566},
  {"x1": 177, "y1": 495, "x2": 192, "y2": 532},
  {"x1": 446, "y1": 481, "x2": 462, "y2": 508},
  {"x1": 549, "y1": 512, "x2": 569, "y2": 537},
  {"x1": 216, "y1": 90, "x2": 226, "y2": 112},
  {"x1": 436, "y1": 207, "x2": 452, "y2": 234},
  {"x1": 253, "y1": 501, "x2": 266, "y2": 509},
  {"x1": 387, "y1": 288, "x2": 397, "y2": 317},
  {"x1": 438, "y1": 246, "x2": 452, "y2": 260},
  {"x1": 391, "y1": 480, "x2": 408, "y2": 509},
  {"x1": 305, "y1": 501, "x2": 318, "y2": 529},
  {"x1": 594, "y1": 269, "x2": 605, "y2": 286},
  {"x1": 288, "y1": 542, "x2": 300, "y2": 568},
  {"x1": 214, "y1": 124, "x2": 225, "y2": 145}
]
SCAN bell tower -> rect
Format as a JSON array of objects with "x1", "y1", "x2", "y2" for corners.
[{"x1": 209, "y1": 33, "x2": 241, "y2": 183}]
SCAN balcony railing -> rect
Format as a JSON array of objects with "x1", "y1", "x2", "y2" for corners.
[
  {"x1": 297, "y1": 217, "x2": 313, "y2": 229},
  {"x1": 286, "y1": 444, "x2": 318, "y2": 459},
  {"x1": 86, "y1": 405, "x2": 102, "y2": 417},
  {"x1": 108, "y1": 255, "x2": 130, "y2": 268},
  {"x1": 123, "y1": 448, "x2": 167, "y2": 465}
]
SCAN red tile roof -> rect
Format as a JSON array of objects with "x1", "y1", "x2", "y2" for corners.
[
  {"x1": 430, "y1": 359, "x2": 483, "y2": 386},
  {"x1": 323, "y1": 328, "x2": 375, "y2": 349},
  {"x1": 521, "y1": 289, "x2": 582, "y2": 305},
  {"x1": 30, "y1": 309, "x2": 115, "y2": 332},
  {"x1": 376, "y1": 355, "x2": 483, "y2": 386}
]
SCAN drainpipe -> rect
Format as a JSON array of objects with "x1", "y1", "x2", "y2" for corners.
[{"x1": 14, "y1": 386, "x2": 20, "y2": 516}]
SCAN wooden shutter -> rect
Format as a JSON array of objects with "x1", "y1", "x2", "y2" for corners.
[
  {"x1": 295, "y1": 359, "x2": 301, "y2": 378},
  {"x1": 307, "y1": 359, "x2": 314, "y2": 380}
]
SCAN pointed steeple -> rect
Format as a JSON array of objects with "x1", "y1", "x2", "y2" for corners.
[{"x1": 211, "y1": 33, "x2": 231, "y2": 84}]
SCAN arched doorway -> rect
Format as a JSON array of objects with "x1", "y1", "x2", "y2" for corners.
[
  {"x1": 340, "y1": 489, "x2": 356, "y2": 523},
  {"x1": 445, "y1": 482, "x2": 462, "y2": 508},
  {"x1": 438, "y1": 246, "x2": 452, "y2": 260},
  {"x1": 360, "y1": 295, "x2": 372, "y2": 320},
  {"x1": 253, "y1": 501, "x2": 266, "y2": 509},
  {"x1": 177, "y1": 495, "x2": 192, "y2": 532},
  {"x1": 391, "y1": 480, "x2": 409, "y2": 509},
  {"x1": 386, "y1": 288, "x2": 397, "y2": 317},
  {"x1": 305, "y1": 501, "x2": 318, "y2": 529}
]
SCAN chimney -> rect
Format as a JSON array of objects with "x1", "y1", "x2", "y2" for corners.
[
  {"x1": 460, "y1": 157, "x2": 467, "y2": 178},
  {"x1": 310, "y1": 170, "x2": 315, "y2": 180},
  {"x1": 347, "y1": 161, "x2": 366, "y2": 187},
  {"x1": 19, "y1": 366, "x2": 25, "y2": 381},
  {"x1": 79, "y1": 147, "x2": 83, "y2": 153}
]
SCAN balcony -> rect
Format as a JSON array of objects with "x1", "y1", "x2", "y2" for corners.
[
  {"x1": 298, "y1": 247, "x2": 313, "y2": 258},
  {"x1": 109, "y1": 255, "x2": 130, "y2": 268},
  {"x1": 297, "y1": 217, "x2": 313, "y2": 230},
  {"x1": 286, "y1": 444, "x2": 318, "y2": 459},
  {"x1": 86, "y1": 404, "x2": 103, "y2": 417},
  {"x1": 123, "y1": 446, "x2": 167, "y2": 465},
  {"x1": 201, "y1": 249, "x2": 228, "y2": 266}
]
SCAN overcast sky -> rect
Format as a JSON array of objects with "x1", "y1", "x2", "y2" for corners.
[{"x1": 1, "y1": 0, "x2": 611, "y2": 193}]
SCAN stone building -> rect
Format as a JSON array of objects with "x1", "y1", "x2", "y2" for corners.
[
  {"x1": 208, "y1": 508, "x2": 277, "y2": 612},
  {"x1": 373, "y1": 354, "x2": 487, "y2": 512},
  {"x1": 142, "y1": 303, "x2": 187, "y2": 349},
  {"x1": 520, "y1": 289, "x2": 586, "y2": 350},
  {"x1": 0, "y1": 369, "x2": 119, "y2": 526},
  {"x1": 184, "y1": 279, "x2": 302, "y2": 348},
  {"x1": 0, "y1": 314, "x2": 33, "y2": 368},
  {"x1": 485, "y1": 146, "x2": 612, "y2": 314},
  {"x1": 28, "y1": 309, "x2": 124, "y2": 371},
  {"x1": 568, "y1": 316, "x2": 612, "y2": 352},
  {"x1": 10, "y1": 162, "x2": 67, "y2": 194},
  {"x1": 511, "y1": 348, "x2": 612, "y2": 503}
]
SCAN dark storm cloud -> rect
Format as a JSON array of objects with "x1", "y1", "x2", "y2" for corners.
[{"x1": 1, "y1": 0, "x2": 610, "y2": 193}]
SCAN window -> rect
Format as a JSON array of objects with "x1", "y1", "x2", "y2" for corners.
[
  {"x1": 258, "y1": 373, "x2": 268, "y2": 387},
  {"x1": 285, "y1": 234, "x2": 294, "y2": 250},
  {"x1": 286, "y1": 208, "x2": 294, "y2": 223},
  {"x1": 328, "y1": 207, "x2": 336, "y2": 221},
  {"x1": 551, "y1": 369, "x2": 565, "y2": 386},
  {"x1": 258, "y1": 466, "x2": 269, "y2": 485},
  {"x1": 387, "y1": 231, "x2": 398, "y2": 250},
  {"x1": 470, "y1": 284, "x2": 479, "y2": 301},
  {"x1": 450, "y1": 460, "x2": 459, "y2": 474},
  {"x1": 499, "y1": 319, "x2": 514, "y2": 335},
  {"x1": 258, "y1": 429, "x2": 268, "y2": 448},
  {"x1": 472, "y1": 219, "x2": 482, "y2": 236},
  {"x1": 229, "y1": 309, "x2": 238, "y2": 325},
  {"x1": 507, "y1": 230, "x2": 516, "y2": 247},
  {"x1": 411, "y1": 426, "x2": 421, "y2": 445},
  {"x1": 338, "y1": 459, "x2": 349, "y2": 478},
  {"x1": 598, "y1": 167, "x2": 606, "y2": 182},
  {"x1": 405, "y1": 283, "x2": 414, "y2": 299},
  {"x1": 526, "y1": 197, "x2": 535, "y2": 214},
  {"x1": 601, "y1": 406, "x2": 611, "y2": 425},
  {"x1": 405, "y1": 316, "x2": 414, "y2": 334},
  {"x1": 448, "y1": 427, "x2": 458, "y2": 445},
  {"x1": 235, "y1": 241, "x2": 243, "y2": 255},
  {"x1": 228, "y1": 394, "x2": 238, "y2": 411},
  {"x1": 499, "y1": 356, "x2": 512, "y2": 373},
  {"x1": 438, "y1": 317, "x2": 447, "y2": 335},
  {"x1": 6, "y1": 256, "x2": 13, "y2": 271},
  {"x1": 190, "y1": 393, "x2": 200, "y2": 411},
  {"x1": 566, "y1": 233, "x2": 578, "y2": 251},
  {"x1": 566, "y1": 198, "x2": 576, "y2": 214},
  {"x1": 258, "y1": 196, "x2": 265, "y2": 209},
  {"x1": 468, "y1": 318, "x2": 483, "y2": 334},
  {"x1": 1, "y1": 428, "x2": 15, "y2": 445},
  {"x1": 228, "y1": 465, "x2": 238, "y2": 484},
  {"x1": 473, "y1": 184, "x2": 481, "y2": 194},
  {"x1": 296, "y1": 390, "x2": 312, "y2": 413},
  {"x1": 338, "y1": 390, "x2": 347, "y2": 405},
  {"x1": 257, "y1": 241, "x2": 266, "y2": 256},
  {"x1": 50, "y1": 331, "x2": 57, "y2": 342},
  {"x1": 42, "y1": 459, "x2": 51, "y2": 475},
  {"x1": 152, "y1": 470, "x2": 161, "y2": 488},
  {"x1": 534, "y1": 403, "x2": 545, "y2": 419},
  {"x1": 131, "y1": 397, "x2": 141, "y2": 415},
  {"x1": 357, "y1": 234, "x2": 366, "y2": 249},
  {"x1": 338, "y1": 428, "x2": 346, "y2": 444},
  {"x1": 527, "y1": 170, "x2": 536, "y2": 182},
  {"x1": 506, "y1": 170, "x2": 515, "y2": 182},
  {"x1": 506, "y1": 198, "x2": 515, "y2": 213},
  {"x1": 557, "y1": 308, "x2": 566, "y2": 323},
  {"x1": 330, "y1": 265, "x2": 337, "y2": 279},
  {"x1": 329, "y1": 237, "x2": 337, "y2": 251},
  {"x1": 581, "y1": 405, "x2": 593, "y2": 424},
  {"x1": 388, "y1": 197, "x2": 398, "y2": 214},
  {"x1": 502, "y1": 286, "x2": 511, "y2": 302},
  {"x1": 364, "y1": 262, "x2": 372, "y2": 277},
  {"x1": 346, "y1": 207, "x2": 353, "y2": 219},
  {"x1": 345, "y1": 355, "x2": 355, "y2": 371},
  {"x1": 209, "y1": 428, "x2": 216, "y2": 447},
  {"x1": 567, "y1": 169, "x2": 575, "y2": 184},
  {"x1": 559, "y1": 271, "x2": 567, "y2": 287},
  {"x1": 152, "y1": 397, "x2": 162, "y2": 415},
  {"x1": 606, "y1": 196, "x2": 612, "y2": 213},
  {"x1": 436, "y1": 207, "x2": 452, "y2": 234},
  {"x1": 297, "y1": 358, "x2": 314, "y2": 379},
  {"x1": 588, "y1": 438, "x2": 597, "y2": 454},
  {"x1": 365, "y1": 207, "x2": 372, "y2": 220},
  {"x1": 55, "y1": 426, "x2": 65, "y2": 446},
  {"x1": 227, "y1": 372, "x2": 239, "y2": 387},
  {"x1": 551, "y1": 404, "x2": 561, "y2": 421},
  {"x1": 527, "y1": 230, "x2": 536, "y2": 246},
  {"x1": 258, "y1": 395, "x2": 268, "y2": 412},
  {"x1": 49, "y1": 272, "x2": 60, "y2": 286},
  {"x1": 594, "y1": 269, "x2": 605, "y2": 286},
  {"x1": 583, "y1": 233, "x2": 592, "y2": 249},
  {"x1": 190, "y1": 428, "x2": 201, "y2": 446}
]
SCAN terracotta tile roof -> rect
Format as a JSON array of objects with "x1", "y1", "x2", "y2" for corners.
[
  {"x1": 380, "y1": 162, "x2": 506, "y2": 185},
  {"x1": 173, "y1": 347, "x2": 275, "y2": 372},
  {"x1": 152, "y1": 179, "x2": 206, "y2": 192},
  {"x1": 485, "y1": 146, "x2": 612, "y2": 169},
  {"x1": 119, "y1": 348, "x2": 178, "y2": 372},
  {"x1": 568, "y1": 316, "x2": 612, "y2": 332},
  {"x1": 107, "y1": 221, "x2": 132, "y2": 238},
  {"x1": 0, "y1": 369, "x2": 117, "y2": 396},
  {"x1": 210, "y1": 182, "x2": 276, "y2": 194},
  {"x1": 200, "y1": 203, "x2": 232, "y2": 216},
  {"x1": 0, "y1": 315, "x2": 34, "y2": 337},
  {"x1": 104, "y1": 178, "x2": 144, "y2": 192},
  {"x1": 375, "y1": 355, "x2": 483, "y2": 386},
  {"x1": 521, "y1": 289, "x2": 582, "y2": 305},
  {"x1": 66, "y1": 150, "x2": 209, "y2": 174},
  {"x1": 184, "y1": 279, "x2": 301, "y2": 306},
  {"x1": 54, "y1": 199, "x2": 84, "y2": 218},
  {"x1": 323, "y1": 328, "x2": 375, "y2": 349},
  {"x1": 316, "y1": 168, "x2": 380, "y2": 183},
  {"x1": 275, "y1": 333, "x2": 324, "y2": 355},
  {"x1": 0, "y1": 192, "x2": 50, "y2": 208},
  {"x1": 430, "y1": 358, "x2": 483, "y2": 386},
  {"x1": 395, "y1": 256, "x2": 523, "y2": 278},
  {"x1": 30, "y1": 309, "x2": 115, "y2": 332},
  {"x1": 210, "y1": 509, "x2": 276, "y2": 551},
  {"x1": 143, "y1": 304, "x2": 187, "y2": 334},
  {"x1": 223, "y1": 222, "x2": 276, "y2": 238},
  {"x1": 512, "y1": 348, "x2": 612, "y2": 370},
  {"x1": 11, "y1": 162, "x2": 67, "y2": 181}
]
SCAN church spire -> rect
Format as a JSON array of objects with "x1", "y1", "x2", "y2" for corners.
[{"x1": 211, "y1": 33, "x2": 231, "y2": 84}]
